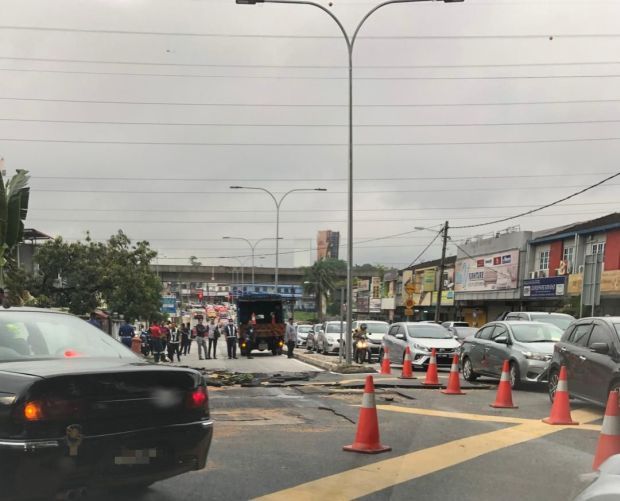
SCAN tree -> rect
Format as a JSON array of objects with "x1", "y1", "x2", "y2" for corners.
[
  {"x1": 0, "y1": 168, "x2": 30, "y2": 285},
  {"x1": 32, "y1": 231, "x2": 164, "y2": 321},
  {"x1": 303, "y1": 259, "x2": 346, "y2": 320}
]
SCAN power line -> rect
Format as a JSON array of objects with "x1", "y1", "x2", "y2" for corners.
[
  {"x1": 30, "y1": 172, "x2": 614, "y2": 182},
  {"x1": 26, "y1": 209, "x2": 613, "y2": 224},
  {"x1": 2, "y1": 96, "x2": 620, "y2": 108},
  {"x1": 6, "y1": 117, "x2": 620, "y2": 128},
  {"x1": 6, "y1": 66, "x2": 620, "y2": 81},
  {"x1": 28, "y1": 201, "x2": 620, "y2": 214},
  {"x1": 29, "y1": 184, "x2": 620, "y2": 194},
  {"x1": 452, "y1": 172, "x2": 620, "y2": 229},
  {"x1": 406, "y1": 231, "x2": 442, "y2": 268},
  {"x1": 1, "y1": 25, "x2": 620, "y2": 39},
  {"x1": 2, "y1": 54, "x2": 620, "y2": 70},
  {"x1": 5, "y1": 137, "x2": 620, "y2": 147}
]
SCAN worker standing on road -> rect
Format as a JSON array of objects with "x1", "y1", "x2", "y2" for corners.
[
  {"x1": 207, "y1": 318, "x2": 219, "y2": 359},
  {"x1": 285, "y1": 318, "x2": 298, "y2": 359},
  {"x1": 195, "y1": 318, "x2": 207, "y2": 360},
  {"x1": 149, "y1": 322, "x2": 163, "y2": 363},
  {"x1": 225, "y1": 320, "x2": 238, "y2": 359},
  {"x1": 118, "y1": 320, "x2": 135, "y2": 348},
  {"x1": 180, "y1": 323, "x2": 191, "y2": 355},
  {"x1": 167, "y1": 323, "x2": 181, "y2": 362}
]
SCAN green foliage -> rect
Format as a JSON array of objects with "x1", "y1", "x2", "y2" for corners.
[
  {"x1": 303, "y1": 259, "x2": 347, "y2": 320},
  {"x1": 32, "y1": 230, "x2": 163, "y2": 321},
  {"x1": 0, "y1": 169, "x2": 30, "y2": 284}
]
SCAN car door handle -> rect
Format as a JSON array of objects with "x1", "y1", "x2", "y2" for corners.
[
  {"x1": 579, "y1": 355, "x2": 587, "y2": 361},
  {"x1": 560, "y1": 347, "x2": 567, "y2": 352}
]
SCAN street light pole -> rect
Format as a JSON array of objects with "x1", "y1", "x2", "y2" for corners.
[
  {"x1": 222, "y1": 236, "x2": 282, "y2": 285},
  {"x1": 434, "y1": 220, "x2": 449, "y2": 323},
  {"x1": 230, "y1": 186, "x2": 326, "y2": 289},
  {"x1": 235, "y1": 0, "x2": 463, "y2": 364}
]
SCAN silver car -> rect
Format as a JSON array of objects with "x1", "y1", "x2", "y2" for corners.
[
  {"x1": 460, "y1": 321, "x2": 563, "y2": 389},
  {"x1": 296, "y1": 324, "x2": 313, "y2": 347},
  {"x1": 381, "y1": 322, "x2": 461, "y2": 368}
]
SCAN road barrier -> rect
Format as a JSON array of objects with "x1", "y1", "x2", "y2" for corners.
[
  {"x1": 490, "y1": 360, "x2": 518, "y2": 409},
  {"x1": 380, "y1": 346, "x2": 392, "y2": 375},
  {"x1": 543, "y1": 366, "x2": 578, "y2": 425},
  {"x1": 593, "y1": 390, "x2": 620, "y2": 470},
  {"x1": 441, "y1": 354, "x2": 466, "y2": 395},
  {"x1": 423, "y1": 348, "x2": 440, "y2": 387},
  {"x1": 399, "y1": 346, "x2": 414, "y2": 379}
]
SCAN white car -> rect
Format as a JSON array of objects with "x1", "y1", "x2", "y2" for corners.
[
  {"x1": 316, "y1": 321, "x2": 348, "y2": 354},
  {"x1": 351, "y1": 320, "x2": 389, "y2": 361},
  {"x1": 296, "y1": 324, "x2": 313, "y2": 347},
  {"x1": 381, "y1": 322, "x2": 461, "y2": 368}
]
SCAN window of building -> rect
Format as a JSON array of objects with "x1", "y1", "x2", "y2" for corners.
[
  {"x1": 538, "y1": 250, "x2": 550, "y2": 271},
  {"x1": 591, "y1": 242, "x2": 606, "y2": 256},
  {"x1": 562, "y1": 246, "x2": 574, "y2": 268}
]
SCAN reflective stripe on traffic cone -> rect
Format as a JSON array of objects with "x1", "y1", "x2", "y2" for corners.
[
  {"x1": 543, "y1": 366, "x2": 578, "y2": 425},
  {"x1": 593, "y1": 390, "x2": 620, "y2": 470},
  {"x1": 343, "y1": 375, "x2": 392, "y2": 454},
  {"x1": 380, "y1": 346, "x2": 392, "y2": 375},
  {"x1": 423, "y1": 348, "x2": 440, "y2": 386},
  {"x1": 441, "y1": 354, "x2": 466, "y2": 395},
  {"x1": 400, "y1": 346, "x2": 415, "y2": 379},
  {"x1": 490, "y1": 360, "x2": 518, "y2": 409}
]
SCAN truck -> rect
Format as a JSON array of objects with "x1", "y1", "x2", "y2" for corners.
[{"x1": 236, "y1": 293, "x2": 285, "y2": 356}]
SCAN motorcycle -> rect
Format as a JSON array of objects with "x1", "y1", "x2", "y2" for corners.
[
  {"x1": 140, "y1": 332, "x2": 151, "y2": 357},
  {"x1": 354, "y1": 336, "x2": 369, "y2": 364}
]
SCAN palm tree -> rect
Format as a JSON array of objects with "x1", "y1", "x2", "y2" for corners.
[
  {"x1": 303, "y1": 259, "x2": 339, "y2": 321},
  {"x1": 0, "y1": 168, "x2": 30, "y2": 284}
]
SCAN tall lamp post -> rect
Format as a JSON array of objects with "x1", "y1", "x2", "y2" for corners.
[
  {"x1": 235, "y1": 0, "x2": 463, "y2": 364},
  {"x1": 223, "y1": 236, "x2": 281, "y2": 285},
  {"x1": 229, "y1": 186, "x2": 326, "y2": 288}
]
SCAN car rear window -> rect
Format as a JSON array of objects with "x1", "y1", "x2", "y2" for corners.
[
  {"x1": 325, "y1": 324, "x2": 343, "y2": 333},
  {"x1": 361, "y1": 323, "x2": 388, "y2": 334},
  {"x1": 530, "y1": 314, "x2": 573, "y2": 331},
  {"x1": 0, "y1": 311, "x2": 137, "y2": 361}
]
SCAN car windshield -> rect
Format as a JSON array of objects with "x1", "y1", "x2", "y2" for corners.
[
  {"x1": 510, "y1": 324, "x2": 563, "y2": 343},
  {"x1": 326, "y1": 324, "x2": 343, "y2": 333},
  {"x1": 530, "y1": 314, "x2": 573, "y2": 331},
  {"x1": 0, "y1": 311, "x2": 138, "y2": 362},
  {"x1": 297, "y1": 325, "x2": 312, "y2": 333},
  {"x1": 454, "y1": 327, "x2": 478, "y2": 339},
  {"x1": 406, "y1": 325, "x2": 453, "y2": 339},
  {"x1": 361, "y1": 323, "x2": 388, "y2": 334}
]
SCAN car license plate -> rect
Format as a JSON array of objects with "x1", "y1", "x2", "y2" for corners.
[
  {"x1": 259, "y1": 343, "x2": 268, "y2": 350},
  {"x1": 114, "y1": 448, "x2": 157, "y2": 465}
]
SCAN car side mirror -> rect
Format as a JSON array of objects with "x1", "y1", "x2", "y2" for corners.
[
  {"x1": 494, "y1": 336, "x2": 509, "y2": 345},
  {"x1": 591, "y1": 342, "x2": 610, "y2": 355},
  {"x1": 395, "y1": 333, "x2": 406, "y2": 340}
]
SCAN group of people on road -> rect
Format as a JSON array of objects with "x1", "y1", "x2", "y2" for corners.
[{"x1": 128, "y1": 320, "x2": 194, "y2": 363}]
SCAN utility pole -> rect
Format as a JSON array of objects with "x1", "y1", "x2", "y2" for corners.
[{"x1": 434, "y1": 221, "x2": 449, "y2": 323}]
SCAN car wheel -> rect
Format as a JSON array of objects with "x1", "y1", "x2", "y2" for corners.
[
  {"x1": 509, "y1": 361, "x2": 522, "y2": 390},
  {"x1": 462, "y1": 357, "x2": 478, "y2": 381},
  {"x1": 548, "y1": 367, "x2": 559, "y2": 403}
]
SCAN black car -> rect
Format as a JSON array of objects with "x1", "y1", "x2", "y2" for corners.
[
  {"x1": 0, "y1": 308, "x2": 213, "y2": 501},
  {"x1": 548, "y1": 316, "x2": 620, "y2": 406}
]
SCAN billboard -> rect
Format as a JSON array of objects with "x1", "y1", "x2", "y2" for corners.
[
  {"x1": 161, "y1": 295, "x2": 177, "y2": 314},
  {"x1": 523, "y1": 276, "x2": 566, "y2": 298},
  {"x1": 455, "y1": 250, "x2": 519, "y2": 292},
  {"x1": 422, "y1": 269, "x2": 436, "y2": 292}
]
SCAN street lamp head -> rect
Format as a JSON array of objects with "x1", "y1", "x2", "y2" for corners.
[
  {"x1": 222, "y1": 236, "x2": 231, "y2": 240},
  {"x1": 443, "y1": 0, "x2": 464, "y2": 2},
  {"x1": 314, "y1": 188, "x2": 328, "y2": 191},
  {"x1": 229, "y1": 185, "x2": 243, "y2": 189},
  {"x1": 236, "y1": 0, "x2": 264, "y2": 4}
]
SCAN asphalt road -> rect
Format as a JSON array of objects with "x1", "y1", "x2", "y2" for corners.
[{"x1": 106, "y1": 364, "x2": 604, "y2": 501}]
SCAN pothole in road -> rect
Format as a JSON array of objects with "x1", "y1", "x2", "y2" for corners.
[{"x1": 211, "y1": 408, "x2": 305, "y2": 426}]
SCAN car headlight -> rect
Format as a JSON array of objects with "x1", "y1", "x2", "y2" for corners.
[
  {"x1": 412, "y1": 343, "x2": 430, "y2": 353},
  {"x1": 521, "y1": 351, "x2": 550, "y2": 361}
]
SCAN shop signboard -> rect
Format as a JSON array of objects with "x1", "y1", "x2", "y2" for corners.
[
  {"x1": 161, "y1": 295, "x2": 177, "y2": 314},
  {"x1": 422, "y1": 269, "x2": 436, "y2": 292},
  {"x1": 523, "y1": 276, "x2": 566, "y2": 298},
  {"x1": 455, "y1": 249, "x2": 519, "y2": 292}
]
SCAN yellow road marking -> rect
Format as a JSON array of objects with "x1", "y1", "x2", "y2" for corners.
[{"x1": 255, "y1": 407, "x2": 602, "y2": 501}]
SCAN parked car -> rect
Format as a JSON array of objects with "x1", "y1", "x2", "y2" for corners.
[
  {"x1": 381, "y1": 322, "x2": 460, "y2": 368},
  {"x1": 460, "y1": 321, "x2": 562, "y2": 389},
  {"x1": 548, "y1": 316, "x2": 620, "y2": 406},
  {"x1": 503, "y1": 311, "x2": 575, "y2": 331},
  {"x1": 351, "y1": 320, "x2": 389, "y2": 362},
  {"x1": 316, "y1": 321, "x2": 347, "y2": 355},
  {"x1": 296, "y1": 324, "x2": 313, "y2": 347},
  {"x1": 306, "y1": 324, "x2": 322, "y2": 351},
  {"x1": 0, "y1": 308, "x2": 213, "y2": 501}
]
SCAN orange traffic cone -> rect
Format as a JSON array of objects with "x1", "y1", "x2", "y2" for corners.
[
  {"x1": 423, "y1": 348, "x2": 440, "y2": 386},
  {"x1": 441, "y1": 354, "x2": 466, "y2": 395},
  {"x1": 490, "y1": 360, "x2": 518, "y2": 408},
  {"x1": 380, "y1": 346, "x2": 391, "y2": 375},
  {"x1": 543, "y1": 366, "x2": 578, "y2": 425},
  {"x1": 399, "y1": 346, "x2": 415, "y2": 379},
  {"x1": 343, "y1": 375, "x2": 392, "y2": 454},
  {"x1": 593, "y1": 390, "x2": 620, "y2": 470}
]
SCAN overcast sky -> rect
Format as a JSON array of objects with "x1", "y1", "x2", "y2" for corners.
[{"x1": 1, "y1": 0, "x2": 620, "y2": 270}]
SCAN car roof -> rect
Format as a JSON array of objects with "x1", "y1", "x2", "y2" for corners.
[
  {"x1": 492, "y1": 320, "x2": 560, "y2": 326},
  {"x1": 0, "y1": 306, "x2": 71, "y2": 315},
  {"x1": 507, "y1": 311, "x2": 573, "y2": 317}
]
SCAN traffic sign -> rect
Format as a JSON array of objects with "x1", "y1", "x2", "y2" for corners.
[
  {"x1": 405, "y1": 298, "x2": 415, "y2": 308},
  {"x1": 404, "y1": 308, "x2": 414, "y2": 316},
  {"x1": 405, "y1": 282, "x2": 416, "y2": 295}
]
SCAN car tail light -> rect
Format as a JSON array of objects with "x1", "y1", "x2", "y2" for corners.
[
  {"x1": 21, "y1": 399, "x2": 85, "y2": 422},
  {"x1": 187, "y1": 387, "x2": 208, "y2": 410}
]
